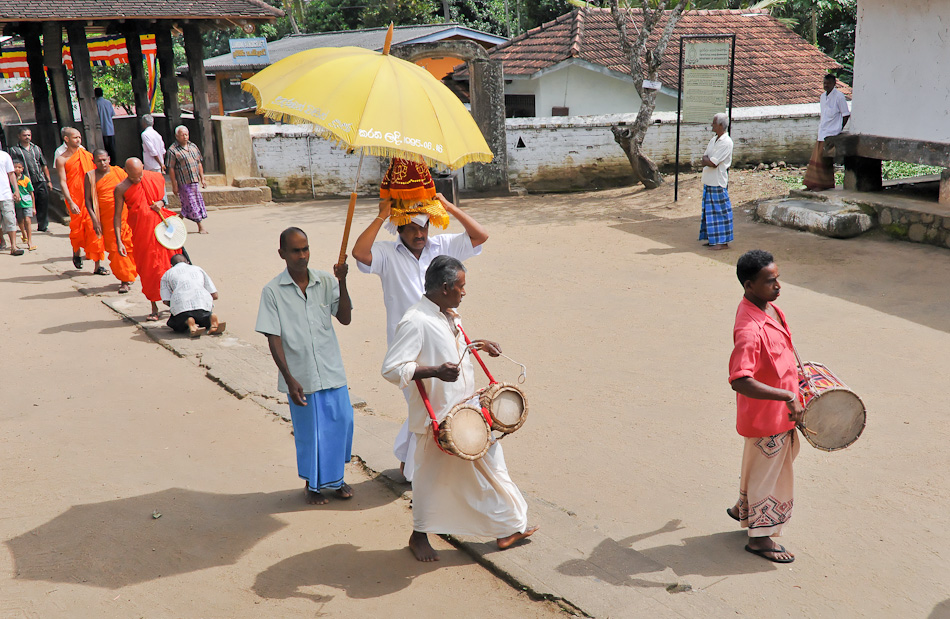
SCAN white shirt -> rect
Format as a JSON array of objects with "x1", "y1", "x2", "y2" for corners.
[
  {"x1": 141, "y1": 126, "x2": 167, "y2": 172},
  {"x1": 357, "y1": 232, "x2": 482, "y2": 345},
  {"x1": 818, "y1": 88, "x2": 850, "y2": 141},
  {"x1": 702, "y1": 133, "x2": 733, "y2": 188},
  {"x1": 381, "y1": 297, "x2": 477, "y2": 434},
  {"x1": 0, "y1": 151, "x2": 13, "y2": 201},
  {"x1": 54, "y1": 143, "x2": 67, "y2": 161},
  {"x1": 160, "y1": 262, "x2": 217, "y2": 315}
]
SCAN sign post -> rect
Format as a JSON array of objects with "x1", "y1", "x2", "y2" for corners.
[
  {"x1": 674, "y1": 34, "x2": 735, "y2": 202},
  {"x1": 229, "y1": 37, "x2": 270, "y2": 65}
]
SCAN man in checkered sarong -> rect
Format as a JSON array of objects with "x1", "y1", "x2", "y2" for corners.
[
  {"x1": 699, "y1": 113, "x2": 734, "y2": 250},
  {"x1": 167, "y1": 126, "x2": 209, "y2": 234}
]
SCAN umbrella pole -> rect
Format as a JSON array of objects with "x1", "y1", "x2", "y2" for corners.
[{"x1": 338, "y1": 151, "x2": 365, "y2": 266}]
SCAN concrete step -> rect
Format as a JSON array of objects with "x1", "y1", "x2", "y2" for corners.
[
  {"x1": 232, "y1": 176, "x2": 267, "y2": 188},
  {"x1": 166, "y1": 185, "x2": 272, "y2": 209}
]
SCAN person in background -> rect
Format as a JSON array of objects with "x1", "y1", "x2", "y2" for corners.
[
  {"x1": 95, "y1": 87, "x2": 117, "y2": 162},
  {"x1": 140, "y1": 114, "x2": 167, "y2": 175}
]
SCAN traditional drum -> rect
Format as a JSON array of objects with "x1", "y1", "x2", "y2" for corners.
[
  {"x1": 479, "y1": 382, "x2": 528, "y2": 434},
  {"x1": 437, "y1": 403, "x2": 492, "y2": 461},
  {"x1": 796, "y1": 362, "x2": 866, "y2": 452}
]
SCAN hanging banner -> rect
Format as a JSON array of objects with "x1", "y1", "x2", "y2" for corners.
[{"x1": 0, "y1": 34, "x2": 157, "y2": 78}]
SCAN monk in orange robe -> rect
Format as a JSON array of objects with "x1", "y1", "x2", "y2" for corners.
[
  {"x1": 54, "y1": 127, "x2": 106, "y2": 274},
  {"x1": 85, "y1": 149, "x2": 137, "y2": 293},
  {"x1": 115, "y1": 158, "x2": 181, "y2": 321}
]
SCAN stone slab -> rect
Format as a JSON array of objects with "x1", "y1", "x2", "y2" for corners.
[
  {"x1": 232, "y1": 176, "x2": 268, "y2": 188},
  {"x1": 755, "y1": 197, "x2": 874, "y2": 238}
]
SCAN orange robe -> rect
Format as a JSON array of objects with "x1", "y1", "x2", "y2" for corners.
[
  {"x1": 125, "y1": 170, "x2": 181, "y2": 302},
  {"x1": 95, "y1": 166, "x2": 138, "y2": 283},
  {"x1": 64, "y1": 148, "x2": 104, "y2": 261}
]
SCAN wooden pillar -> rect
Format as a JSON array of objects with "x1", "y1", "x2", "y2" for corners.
[
  {"x1": 65, "y1": 21, "x2": 103, "y2": 151},
  {"x1": 22, "y1": 25, "x2": 57, "y2": 158},
  {"x1": 154, "y1": 27, "x2": 181, "y2": 131},
  {"x1": 123, "y1": 24, "x2": 151, "y2": 120},
  {"x1": 42, "y1": 22, "x2": 73, "y2": 131},
  {"x1": 182, "y1": 23, "x2": 217, "y2": 172}
]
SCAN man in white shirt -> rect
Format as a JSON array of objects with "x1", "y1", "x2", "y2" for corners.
[
  {"x1": 804, "y1": 74, "x2": 850, "y2": 191},
  {"x1": 381, "y1": 255, "x2": 537, "y2": 562},
  {"x1": 353, "y1": 185, "x2": 488, "y2": 482},
  {"x1": 140, "y1": 114, "x2": 167, "y2": 174},
  {"x1": 159, "y1": 254, "x2": 226, "y2": 337},
  {"x1": 699, "y1": 112, "x2": 734, "y2": 251}
]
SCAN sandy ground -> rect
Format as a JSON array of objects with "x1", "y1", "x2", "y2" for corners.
[
  {"x1": 0, "y1": 238, "x2": 565, "y2": 615},
  {"x1": 3, "y1": 169, "x2": 950, "y2": 617}
]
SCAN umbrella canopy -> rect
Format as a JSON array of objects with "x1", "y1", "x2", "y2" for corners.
[{"x1": 241, "y1": 30, "x2": 493, "y2": 170}]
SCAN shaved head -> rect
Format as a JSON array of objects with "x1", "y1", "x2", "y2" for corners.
[{"x1": 124, "y1": 157, "x2": 145, "y2": 183}]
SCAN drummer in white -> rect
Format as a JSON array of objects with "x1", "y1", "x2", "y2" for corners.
[
  {"x1": 353, "y1": 171, "x2": 488, "y2": 482},
  {"x1": 381, "y1": 256, "x2": 537, "y2": 562}
]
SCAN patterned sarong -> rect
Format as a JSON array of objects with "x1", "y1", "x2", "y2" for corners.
[
  {"x1": 699, "y1": 185, "x2": 734, "y2": 246},
  {"x1": 178, "y1": 182, "x2": 207, "y2": 223},
  {"x1": 803, "y1": 141, "x2": 835, "y2": 190},
  {"x1": 287, "y1": 385, "x2": 354, "y2": 491},
  {"x1": 734, "y1": 430, "x2": 800, "y2": 537}
]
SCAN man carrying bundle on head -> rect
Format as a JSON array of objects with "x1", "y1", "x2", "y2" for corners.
[
  {"x1": 382, "y1": 255, "x2": 537, "y2": 562},
  {"x1": 352, "y1": 158, "x2": 488, "y2": 482}
]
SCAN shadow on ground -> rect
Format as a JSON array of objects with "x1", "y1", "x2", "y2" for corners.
[
  {"x1": 556, "y1": 519, "x2": 774, "y2": 589},
  {"x1": 253, "y1": 543, "x2": 453, "y2": 603},
  {"x1": 5, "y1": 483, "x2": 397, "y2": 590}
]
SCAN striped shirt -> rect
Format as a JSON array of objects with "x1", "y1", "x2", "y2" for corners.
[{"x1": 167, "y1": 141, "x2": 203, "y2": 186}]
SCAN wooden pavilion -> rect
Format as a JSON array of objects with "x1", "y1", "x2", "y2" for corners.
[{"x1": 0, "y1": 0, "x2": 282, "y2": 171}]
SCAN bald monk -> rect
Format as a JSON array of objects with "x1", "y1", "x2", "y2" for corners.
[
  {"x1": 54, "y1": 127, "x2": 106, "y2": 274},
  {"x1": 85, "y1": 149, "x2": 137, "y2": 293},
  {"x1": 115, "y1": 158, "x2": 181, "y2": 321}
]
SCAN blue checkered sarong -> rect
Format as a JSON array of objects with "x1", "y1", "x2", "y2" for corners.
[{"x1": 699, "y1": 185, "x2": 734, "y2": 245}]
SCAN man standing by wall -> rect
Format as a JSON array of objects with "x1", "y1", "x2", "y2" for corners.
[
  {"x1": 140, "y1": 115, "x2": 167, "y2": 175},
  {"x1": 256, "y1": 227, "x2": 355, "y2": 505},
  {"x1": 95, "y1": 87, "x2": 117, "y2": 162},
  {"x1": 167, "y1": 126, "x2": 208, "y2": 234},
  {"x1": 8, "y1": 128, "x2": 51, "y2": 233},
  {"x1": 699, "y1": 112, "x2": 734, "y2": 251},
  {"x1": 804, "y1": 74, "x2": 850, "y2": 191}
]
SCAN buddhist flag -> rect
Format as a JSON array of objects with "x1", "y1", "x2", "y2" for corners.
[{"x1": 0, "y1": 34, "x2": 157, "y2": 79}]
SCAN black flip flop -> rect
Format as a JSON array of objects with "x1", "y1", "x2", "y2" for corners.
[
  {"x1": 11, "y1": 248, "x2": 24, "y2": 256},
  {"x1": 727, "y1": 507, "x2": 740, "y2": 522},
  {"x1": 72, "y1": 254, "x2": 83, "y2": 269},
  {"x1": 93, "y1": 266, "x2": 110, "y2": 276},
  {"x1": 745, "y1": 544, "x2": 794, "y2": 563}
]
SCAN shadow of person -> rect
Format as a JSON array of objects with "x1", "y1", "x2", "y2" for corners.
[
  {"x1": 19, "y1": 289, "x2": 83, "y2": 301},
  {"x1": 930, "y1": 599, "x2": 950, "y2": 619},
  {"x1": 39, "y1": 319, "x2": 132, "y2": 334},
  {"x1": 556, "y1": 519, "x2": 777, "y2": 589},
  {"x1": 6, "y1": 484, "x2": 398, "y2": 590},
  {"x1": 253, "y1": 543, "x2": 451, "y2": 602}
]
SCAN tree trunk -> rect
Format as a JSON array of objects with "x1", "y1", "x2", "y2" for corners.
[{"x1": 611, "y1": 125, "x2": 662, "y2": 189}]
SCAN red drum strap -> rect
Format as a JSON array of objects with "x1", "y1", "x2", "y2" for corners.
[
  {"x1": 415, "y1": 379, "x2": 453, "y2": 455},
  {"x1": 457, "y1": 324, "x2": 496, "y2": 385}
]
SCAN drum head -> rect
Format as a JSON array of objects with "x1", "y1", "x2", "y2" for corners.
[
  {"x1": 800, "y1": 388, "x2": 866, "y2": 451},
  {"x1": 445, "y1": 407, "x2": 490, "y2": 459},
  {"x1": 491, "y1": 389, "x2": 525, "y2": 427}
]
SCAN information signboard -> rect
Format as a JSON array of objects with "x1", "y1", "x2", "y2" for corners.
[
  {"x1": 681, "y1": 68, "x2": 729, "y2": 123},
  {"x1": 229, "y1": 38, "x2": 269, "y2": 65}
]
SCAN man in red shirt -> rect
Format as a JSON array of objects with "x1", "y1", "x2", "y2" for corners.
[{"x1": 727, "y1": 250, "x2": 806, "y2": 563}]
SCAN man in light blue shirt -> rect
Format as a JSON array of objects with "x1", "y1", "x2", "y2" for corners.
[
  {"x1": 256, "y1": 227, "x2": 355, "y2": 505},
  {"x1": 95, "y1": 87, "x2": 116, "y2": 162}
]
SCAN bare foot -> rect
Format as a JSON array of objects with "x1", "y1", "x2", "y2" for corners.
[
  {"x1": 709, "y1": 243, "x2": 730, "y2": 251},
  {"x1": 198, "y1": 222, "x2": 209, "y2": 234},
  {"x1": 409, "y1": 531, "x2": 439, "y2": 562},
  {"x1": 188, "y1": 325, "x2": 206, "y2": 338},
  {"x1": 745, "y1": 537, "x2": 794, "y2": 563},
  {"x1": 497, "y1": 525, "x2": 539, "y2": 550},
  {"x1": 209, "y1": 320, "x2": 227, "y2": 335},
  {"x1": 305, "y1": 484, "x2": 329, "y2": 505},
  {"x1": 335, "y1": 482, "x2": 354, "y2": 499}
]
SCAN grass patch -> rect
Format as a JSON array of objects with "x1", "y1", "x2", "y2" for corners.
[{"x1": 883, "y1": 161, "x2": 945, "y2": 180}]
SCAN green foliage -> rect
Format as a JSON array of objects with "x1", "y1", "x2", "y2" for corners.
[
  {"x1": 364, "y1": 0, "x2": 441, "y2": 28},
  {"x1": 517, "y1": 0, "x2": 571, "y2": 33},
  {"x1": 450, "y1": 0, "x2": 507, "y2": 35},
  {"x1": 92, "y1": 64, "x2": 135, "y2": 113},
  {"x1": 301, "y1": 0, "x2": 365, "y2": 32},
  {"x1": 882, "y1": 161, "x2": 945, "y2": 180}
]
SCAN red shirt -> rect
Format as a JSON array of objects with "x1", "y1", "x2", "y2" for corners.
[{"x1": 728, "y1": 297, "x2": 798, "y2": 438}]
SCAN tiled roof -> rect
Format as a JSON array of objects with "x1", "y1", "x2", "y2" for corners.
[
  {"x1": 470, "y1": 8, "x2": 851, "y2": 107},
  {"x1": 0, "y1": 0, "x2": 282, "y2": 22},
  {"x1": 203, "y1": 23, "x2": 501, "y2": 72}
]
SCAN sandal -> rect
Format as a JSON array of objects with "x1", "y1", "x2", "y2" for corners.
[
  {"x1": 118, "y1": 282, "x2": 131, "y2": 294},
  {"x1": 29, "y1": 245, "x2": 37, "y2": 251},
  {"x1": 146, "y1": 313, "x2": 160, "y2": 322},
  {"x1": 745, "y1": 544, "x2": 795, "y2": 564},
  {"x1": 72, "y1": 254, "x2": 83, "y2": 269},
  {"x1": 93, "y1": 266, "x2": 110, "y2": 276},
  {"x1": 11, "y1": 248, "x2": 24, "y2": 256}
]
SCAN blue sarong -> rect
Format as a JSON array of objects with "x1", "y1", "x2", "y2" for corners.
[
  {"x1": 699, "y1": 185, "x2": 734, "y2": 246},
  {"x1": 287, "y1": 385, "x2": 354, "y2": 491}
]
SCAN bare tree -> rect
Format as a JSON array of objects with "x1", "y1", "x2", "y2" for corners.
[{"x1": 608, "y1": 0, "x2": 688, "y2": 189}]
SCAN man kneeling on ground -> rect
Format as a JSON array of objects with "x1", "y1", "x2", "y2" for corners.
[{"x1": 159, "y1": 254, "x2": 226, "y2": 337}]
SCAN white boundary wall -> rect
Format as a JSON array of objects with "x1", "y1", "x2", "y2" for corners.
[{"x1": 251, "y1": 104, "x2": 820, "y2": 197}]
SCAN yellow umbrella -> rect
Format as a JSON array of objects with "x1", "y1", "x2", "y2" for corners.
[{"x1": 242, "y1": 24, "x2": 493, "y2": 263}]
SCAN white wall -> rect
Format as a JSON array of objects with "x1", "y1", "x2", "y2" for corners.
[
  {"x1": 851, "y1": 0, "x2": 950, "y2": 143},
  {"x1": 251, "y1": 104, "x2": 820, "y2": 196},
  {"x1": 506, "y1": 64, "x2": 678, "y2": 117},
  {"x1": 505, "y1": 104, "x2": 819, "y2": 191}
]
